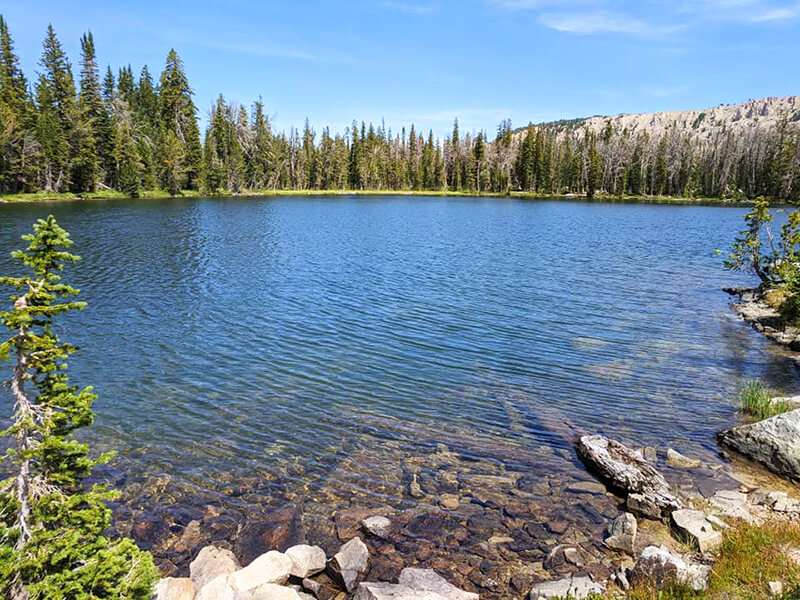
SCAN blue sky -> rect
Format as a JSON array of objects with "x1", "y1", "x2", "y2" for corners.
[{"x1": 3, "y1": 0, "x2": 799, "y2": 137}]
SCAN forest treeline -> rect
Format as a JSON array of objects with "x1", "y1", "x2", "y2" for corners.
[{"x1": 1, "y1": 17, "x2": 799, "y2": 200}]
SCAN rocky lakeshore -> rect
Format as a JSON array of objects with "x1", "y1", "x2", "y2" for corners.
[
  {"x1": 150, "y1": 434, "x2": 800, "y2": 600},
  {"x1": 102, "y1": 403, "x2": 770, "y2": 600},
  {"x1": 724, "y1": 286, "x2": 800, "y2": 355}
]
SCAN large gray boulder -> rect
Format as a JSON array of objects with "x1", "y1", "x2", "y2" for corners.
[
  {"x1": 196, "y1": 574, "x2": 237, "y2": 600},
  {"x1": 231, "y1": 551, "x2": 293, "y2": 592},
  {"x1": 354, "y1": 582, "x2": 449, "y2": 600},
  {"x1": 328, "y1": 537, "x2": 370, "y2": 592},
  {"x1": 604, "y1": 512, "x2": 637, "y2": 554},
  {"x1": 155, "y1": 578, "x2": 195, "y2": 600},
  {"x1": 631, "y1": 545, "x2": 710, "y2": 592},
  {"x1": 285, "y1": 544, "x2": 326, "y2": 578},
  {"x1": 717, "y1": 409, "x2": 800, "y2": 481},
  {"x1": 576, "y1": 435, "x2": 682, "y2": 519},
  {"x1": 235, "y1": 583, "x2": 305, "y2": 600},
  {"x1": 190, "y1": 546, "x2": 241, "y2": 590},
  {"x1": 528, "y1": 575, "x2": 604, "y2": 600},
  {"x1": 671, "y1": 510, "x2": 722, "y2": 552},
  {"x1": 398, "y1": 568, "x2": 478, "y2": 600}
]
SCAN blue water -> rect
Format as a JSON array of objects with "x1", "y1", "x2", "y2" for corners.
[{"x1": 0, "y1": 195, "x2": 796, "y2": 574}]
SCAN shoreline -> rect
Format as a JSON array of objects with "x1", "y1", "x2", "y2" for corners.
[{"x1": 0, "y1": 188, "x2": 755, "y2": 207}]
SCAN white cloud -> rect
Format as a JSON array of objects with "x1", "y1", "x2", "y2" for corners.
[
  {"x1": 538, "y1": 11, "x2": 653, "y2": 34},
  {"x1": 748, "y1": 6, "x2": 800, "y2": 20},
  {"x1": 379, "y1": 1, "x2": 439, "y2": 14}
]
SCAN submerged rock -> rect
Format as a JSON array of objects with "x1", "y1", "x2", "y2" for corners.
[
  {"x1": 576, "y1": 435, "x2": 682, "y2": 519},
  {"x1": 631, "y1": 545, "x2": 710, "y2": 592},
  {"x1": 361, "y1": 516, "x2": 392, "y2": 539},
  {"x1": 528, "y1": 575, "x2": 604, "y2": 600},
  {"x1": 666, "y1": 449, "x2": 702, "y2": 469},
  {"x1": 717, "y1": 409, "x2": 800, "y2": 481}
]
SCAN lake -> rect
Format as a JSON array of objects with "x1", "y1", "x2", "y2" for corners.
[{"x1": 0, "y1": 195, "x2": 796, "y2": 593}]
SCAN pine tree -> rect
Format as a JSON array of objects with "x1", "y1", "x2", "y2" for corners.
[
  {"x1": 0, "y1": 16, "x2": 35, "y2": 193},
  {"x1": 0, "y1": 216, "x2": 158, "y2": 600},
  {"x1": 35, "y1": 25, "x2": 76, "y2": 192},
  {"x1": 158, "y1": 49, "x2": 202, "y2": 191}
]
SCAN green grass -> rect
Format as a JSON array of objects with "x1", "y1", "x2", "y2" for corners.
[
  {"x1": 626, "y1": 522, "x2": 800, "y2": 600},
  {"x1": 0, "y1": 188, "x2": 748, "y2": 205},
  {"x1": 738, "y1": 379, "x2": 792, "y2": 420}
]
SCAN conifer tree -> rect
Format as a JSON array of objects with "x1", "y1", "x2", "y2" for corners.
[
  {"x1": 159, "y1": 49, "x2": 202, "y2": 191},
  {"x1": 0, "y1": 216, "x2": 157, "y2": 600},
  {"x1": 35, "y1": 25, "x2": 76, "y2": 192},
  {"x1": 0, "y1": 16, "x2": 35, "y2": 193}
]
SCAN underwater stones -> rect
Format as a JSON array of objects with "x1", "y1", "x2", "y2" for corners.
[
  {"x1": 190, "y1": 545, "x2": 241, "y2": 590},
  {"x1": 439, "y1": 494, "x2": 460, "y2": 510},
  {"x1": 286, "y1": 544, "x2": 327, "y2": 578},
  {"x1": 666, "y1": 449, "x2": 702, "y2": 469},
  {"x1": 235, "y1": 506, "x2": 301, "y2": 564},
  {"x1": 576, "y1": 435, "x2": 682, "y2": 520},
  {"x1": 329, "y1": 537, "x2": 370, "y2": 592},
  {"x1": 362, "y1": 516, "x2": 392, "y2": 539},
  {"x1": 670, "y1": 510, "x2": 722, "y2": 552},
  {"x1": 528, "y1": 575, "x2": 604, "y2": 600},
  {"x1": 718, "y1": 409, "x2": 800, "y2": 481},
  {"x1": 155, "y1": 577, "x2": 195, "y2": 600},
  {"x1": 543, "y1": 545, "x2": 585, "y2": 572},
  {"x1": 409, "y1": 474, "x2": 425, "y2": 499},
  {"x1": 631, "y1": 545, "x2": 710, "y2": 592},
  {"x1": 604, "y1": 513, "x2": 637, "y2": 555},
  {"x1": 566, "y1": 481, "x2": 607, "y2": 495}
]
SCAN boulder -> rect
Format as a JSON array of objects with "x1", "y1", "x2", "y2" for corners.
[
  {"x1": 626, "y1": 493, "x2": 661, "y2": 521},
  {"x1": 190, "y1": 546, "x2": 241, "y2": 590},
  {"x1": 232, "y1": 551, "x2": 293, "y2": 592},
  {"x1": 666, "y1": 449, "x2": 702, "y2": 469},
  {"x1": 604, "y1": 512, "x2": 637, "y2": 554},
  {"x1": 708, "y1": 490, "x2": 761, "y2": 525},
  {"x1": 717, "y1": 409, "x2": 800, "y2": 481},
  {"x1": 671, "y1": 510, "x2": 722, "y2": 552},
  {"x1": 285, "y1": 544, "x2": 326, "y2": 578},
  {"x1": 196, "y1": 574, "x2": 237, "y2": 600},
  {"x1": 528, "y1": 575, "x2": 604, "y2": 600},
  {"x1": 398, "y1": 568, "x2": 479, "y2": 600},
  {"x1": 235, "y1": 583, "x2": 305, "y2": 600},
  {"x1": 328, "y1": 537, "x2": 369, "y2": 592},
  {"x1": 353, "y1": 582, "x2": 449, "y2": 600},
  {"x1": 631, "y1": 545, "x2": 710, "y2": 591},
  {"x1": 361, "y1": 516, "x2": 392, "y2": 539},
  {"x1": 155, "y1": 577, "x2": 195, "y2": 600},
  {"x1": 576, "y1": 435, "x2": 682, "y2": 519}
]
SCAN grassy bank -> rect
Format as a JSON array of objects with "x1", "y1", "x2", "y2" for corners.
[
  {"x1": 625, "y1": 521, "x2": 800, "y2": 600},
  {"x1": 0, "y1": 188, "x2": 748, "y2": 205}
]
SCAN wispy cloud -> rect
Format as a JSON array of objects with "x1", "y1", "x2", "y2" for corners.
[
  {"x1": 747, "y1": 5, "x2": 800, "y2": 21},
  {"x1": 379, "y1": 1, "x2": 439, "y2": 15},
  {"x1": 538, "y1": 12, "x2": 654, "y2": 35},
  {"x1": 490, "y1": 0, "x2": 800, "y2": 34}
]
